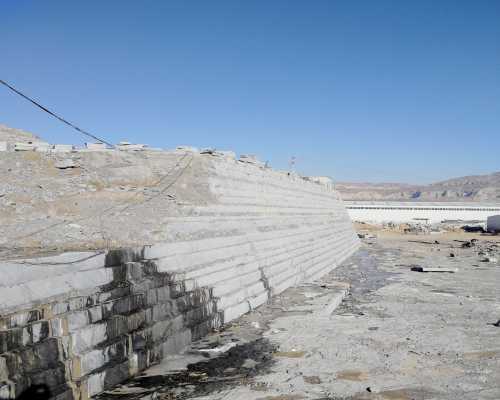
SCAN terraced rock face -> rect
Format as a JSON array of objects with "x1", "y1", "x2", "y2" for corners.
[{"x1": 0, "y1": 150, "x2": 359, "y2": 399}]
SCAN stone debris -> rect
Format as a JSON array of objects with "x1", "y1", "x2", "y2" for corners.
[
  {"x1": 195, "y1": 342, "x2": 238, "y2": 354},
  {"x1": 239, "y1": 154, "x2": 265, "y2": 167},
  {"x1": 116, "y1": 141, "x2": 147, "y2": 151},
  {"x1": 52, "y1": 144, "x2": 75, "y2": 153},
  {"x1": 462, "y1": 224, "x2": 486, "y2": 233},
  {"x1": 410, "y1": 266, "x2": 457, "y2": 273},
  {"x1": 14, "y1": 141, "x2": 37, "y2": 151},
  {"x1": 54, "y1": 159, "x2": 77, "y2": 169},
  {"x1": 480, "y1": 256, "x2": 498, "y2": 263},
  {"x1": 83, "y1": 142, "x2": 110, "y2": 151},
  {"x1": 200, "y1": 149, "x2": 237, "y2": 160},
  {"x1": 307, "y1": 176, "x2": 333, "y2": 187}
]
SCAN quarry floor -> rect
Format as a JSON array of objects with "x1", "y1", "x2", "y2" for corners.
[{"x1": 99, "y1": 234, "x2": 500, "y2": 400}]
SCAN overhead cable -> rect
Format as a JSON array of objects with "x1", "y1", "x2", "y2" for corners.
[{"x1": 0, "y1": 78, "x2": 114, "y2": 147}]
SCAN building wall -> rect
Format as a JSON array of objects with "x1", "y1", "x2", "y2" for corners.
[{"x1": 346, "y1": 202, "x2": 500, "y2": 224}]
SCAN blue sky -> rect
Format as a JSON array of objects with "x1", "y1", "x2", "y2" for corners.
[{"x1": 1, "y1": 1, "x2": 499, "y2": 183}]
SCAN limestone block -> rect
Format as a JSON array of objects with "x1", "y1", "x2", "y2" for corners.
[
  {"x1": 132, "y1": 314, "x2": 184, "y2": 352},
  {"x1": 31, "y1": 320, "x2": 50, "y2": 343},
  {"x1": 149, "y1": 302, "x2": 177, "y2": 323},
  {"x1": 70, "y1": 323, "x2": 107, "y2": 355},
  {"x1": 14, "y1": 142, "x2": 36, "y2": 151},
  {"x1": 0, "y1": 309, "x2": 42, "y2": 330},
  {"x1": 157, "y1": 328, "x2": 192, "y2": 357},
  {"x1": 145, "y1": 286, "x2": 171, "y2": 306},
  {"x1": 105, "y1": 248, "x2": 143, "y2": 266},
  {"x1": 55, "y1": 159, "x2": 77, "y2": 169},
  {"x1": 103, "y1": 294, "x2": 144, "y2": 317},
  {"x1": 33, "y1": 141, "x2": 51, "y2": 152},
  {"x1": 221, "y1": 301, "x2": 250, "y2": 324},
  {"x1": 175, "y1": 287, "x2": 213, "y2": 312},
  {"x1": 190, "y1": 315, "x2": 222, "y2": 340},
  {"x1": 184, "y1": 300, "x2": 217, "y2": 325},
  {"x1": 84, "y1": 360, "x2": 130, "y2": 397},
  {"x1": 3, "y1": 338, "x2": 60, "y2": 375},
  {"x1": 52, "y1": 144, "x2": 75, "y2": 153},
  {"x1": 88, "y1": 306, "x2": 103, "y2": 324},
  {"x1": 50, "y1": 318, "x2": 68, "y2": 337},
  {"x1": 84, "y1": 142, "x2": 107, "y2": 151},
  {"x1": 0, "y1": 356, "x2": 8, "y2": 381},
  {"x1": 75, "y1": 338, "x2": 128, "y2": 378},
  {"x1": 67, "y1": 311, "x2": 90, "y2": 332},
  {"x1": 116, "y1": 142, "x2": 147, "y2": 151},
  {"x1": 0, "y1": 383, "x2": 11, "y2": 399}
]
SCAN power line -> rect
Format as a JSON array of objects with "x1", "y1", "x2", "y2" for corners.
[{"x1": 0, "y1": 78, "x2": 114, "y2": 147}]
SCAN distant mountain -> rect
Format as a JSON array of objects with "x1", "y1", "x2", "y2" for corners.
[{"x1": 336, "y1": 172, "x2": 500, "y2": 203}]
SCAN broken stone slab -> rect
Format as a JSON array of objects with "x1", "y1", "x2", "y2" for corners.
[
  {"x1": 84, "y1": 142, "x2": 108, "y2": 151},
  {"x1": 238, "y1": 154, "x2": 265, "y2": 167},
  {"x1": 32, "y1": 141, "x2": 51, "y2": 152},
  {"x1": 200, "y1": 147, "x2": 215, "y2": 154},
  {"x1": 480, "y1": 256, "x2": 498, "y2": 263},
  {"x1": 194, "y1": 342, "x2": 238, "y2": 355},
  {"x1": 52, "y1": 144, "x2": 75, "y2": 153},
  {"x1": 14, "y1": 142, "x2": 36, "y2": 151},
  {"x1": 54, "y1": 159, "x2": 77, "y2": 169},
  {"x1": 116, "y1": 142, "x2": 147, "y2": 151},
  {"x1": 0, "y1": 142, "x2": 7, "y2": 151},
  {"x1": 308, "y1": 176, "x2": 333, "y2": 186},
  {"x1": 410, "y1": 266, "x2": 457, "y2": 273}
]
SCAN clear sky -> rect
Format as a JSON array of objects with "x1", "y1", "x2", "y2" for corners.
[{"x1": 1, "y1": 1, "x2": 499, "y2": 183}]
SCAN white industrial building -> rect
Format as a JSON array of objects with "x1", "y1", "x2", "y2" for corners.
[{"x1": 345, "y1": 201, "x2": 500, "y2": 224}]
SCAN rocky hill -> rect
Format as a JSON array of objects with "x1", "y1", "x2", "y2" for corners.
[
  {"x1": 337, "y1": 172, "x2": 500, "y2": 202},
  {"x1": 0, "y1": 124, "x2": 40, "y2": 142}
]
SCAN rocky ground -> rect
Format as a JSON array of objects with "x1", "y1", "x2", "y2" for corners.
[
  {"x1": 0, "y1": 145, "x2": 213, "y2": 259},
  {"x1": 95, "y1": 232, "x2": 500, "y2": 400}
]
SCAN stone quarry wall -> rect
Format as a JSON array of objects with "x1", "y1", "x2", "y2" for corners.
[{"x1": 0, "y1": 155, "x2": 359, "y2": 399}]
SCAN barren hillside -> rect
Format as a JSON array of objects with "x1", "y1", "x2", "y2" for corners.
[
  {"x1": 337, "y1": 172, "x2": 500, "y2": 202},
  {"x1": 0, "y1": 124, "x2": 40, "y2": 142}
]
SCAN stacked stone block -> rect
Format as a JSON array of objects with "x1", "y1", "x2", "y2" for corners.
[
  {"x1": 0, "y1": 255, "x2": 222, "y2": 399},
  {"x1": 0, "y1": 156, "x2": 359, "y2": 398}
]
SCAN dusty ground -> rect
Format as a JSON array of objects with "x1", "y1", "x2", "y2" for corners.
[
  {"x1": 97, "y1": 232, "x2": 500, "y2": 400},
  {"x1": 0, "y1": 148, "x2": 213, "y2": 259}
]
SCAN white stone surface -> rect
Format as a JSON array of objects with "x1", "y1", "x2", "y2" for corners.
[
  {"x1": 346, "y1": 201, "x2": 500, "y2": 224},
  {"x1": 52, "y1": 144, "x2": 74, "y2": 152}
]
